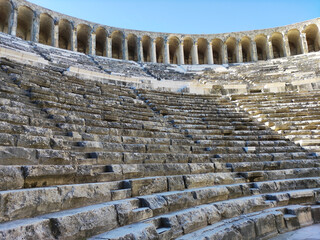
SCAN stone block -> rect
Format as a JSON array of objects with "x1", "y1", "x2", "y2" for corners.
[
  {"x1": 130, "y1": 177, "x2": 167, "y2": 196},
  {"x1": 139, "y1": 195, "x2": 168, "y2": 215},
  {"x1": 0, "y1": 133, "x2": 15, "y2": 146},
  {"x1": 251, "y1": 212, "x2": 278, "y2": 239},
  {"x1": 234, "y1": 218, "x2": 256, "y2": 240},
  {"x1": 0, "y1": 166, "x2": 24, "y2": 190},
  {"x1": 0, "y1": 187, "x2": 61, "y2": 222},
  {"x1": 0, "y1": 147, "x2": 37, "y2": 165},
  {"x1": 162, "y1": 191, "x2": 196, "y2": 212},
  {"x1": 23, "y1": 165, "x2": 77, "y2": 188},
  {"x1": 48, "y1": 203, "x2": 118, "y2": 239},
  {"x1": 183, "y1": 173, "x2": 215, "y2": 189},
  {"x1": 115, "y1": 199, "x2": 152, "y2": 226},
  {"x1": 194, "y1": 186, "x2": 229, "y2": 204},
  {"x1": 311, "y1": 206, "x2": 320, "y2": 223},
  {"x1": 176, "y1": 208, "x2": 207, "y2": 234},
  {"x1": 189, "y1": 163, "x2": 215, "y2": 174},
  {"x1": 77, "y1": 141, "x2": 103, "y2": 150},
  {"x1": 287, "y1": 205, "x2": 313, "y2": 227},
  {"x1": 167, "y1": 176, "x2": 185, "y2": 191},
  {"x1": 200, "y1": 205, "x2": 221, "y2": 225}
]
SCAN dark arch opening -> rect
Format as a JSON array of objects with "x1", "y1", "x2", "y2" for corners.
[
  {"x1": 16, "y1": 6, "x2": 33, "y2": 40},
  {"x1": 111, "y1": 30, "x2": 123, "y2": 59},
  {"x1": 96, "y1": 27, "x2": 106, "y2": 56},
  {"x1": 39, "y1": 13, "x2": 54, "y2": 46},
  {"x1": 0, "y1": 0, "x2": 12, "y2": 34},
  {"x1": 58, "y1": 19, "x2": 72, "y2": 50}
]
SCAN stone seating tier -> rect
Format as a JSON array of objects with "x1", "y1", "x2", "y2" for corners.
[{"x1": 0, "y1": 35, "x2": 320, "y2": 239}]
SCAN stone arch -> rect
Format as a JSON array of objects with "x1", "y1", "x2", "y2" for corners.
[
  {"x1": 197, "y1": 38, "x2": 208, "y2": 64},
  {"x1": 58, "y1": 19, "x2": 72, "y2": 50},
  {"x1": 255, "y1": 34, "x2": 267, "y2": 61},
  {"x1": 287, "y1": 29, "x2": 302, "y2": 55},
  {"x1": 39, "y1": 13, "x2": 54, "y2": 46},
  {"x1": 168, "y1": 36, "x2": 180, "y2": 64},
  {"x1": 142, "y1": 35, "x2": 151, "y2": 62},
  {"x1": 95, "y1": 27, "x2": 107, "y2": 56},
  {"x1": 111, "y1": 30, "x2": 123, "y2": 59},
  {"x1": 240, "y1": 36, "x2": 252, "y2": 62},
  {"x1": 0, "y1": 0, "x2": 12, "y2": 34},
  {"x1": 212, "y1": 38, "x2": 223, "y2": 64},
  {"x1": 226, "y1": 37, "x2": 237, "y2": 63},
  {"x1": 271, "y1": 32, "x2": 284, "y2": 58},
  {"x1": 127, "y1": 33, "x2": 138, "y2": 61},
  {"x1": 77, "y1": 24, "x2": 91, "y2": 54},
  {"x1": 16, "y1": 6, "x2": 33, "y2": 40},
  {"x1": 303, "y1": 24, "x2": 320, "y2": 52},
  {"x1": 155, "y1": 37, "x2": 164, "y2": 63},
  {"x1": 183, "y1": 37, "x2": 193, "y2": 64}
]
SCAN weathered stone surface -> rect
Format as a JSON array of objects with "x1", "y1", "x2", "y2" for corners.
[
  {"x1": 0, "y1": 187, "x2": 60, "y2": 222},
  {"x1": 0, "y1": 147, "x2": 37, "y2": 165},
  {"x1": 176, "y1": 208, "x2": 207, "y2": 234},
  {"x1": 139, "y1": 195, "x2": 168, "y2": 215},
  {"x1": 0, "y1": 166, "x2": 24, "y2": 191},
  {"x1": 167, "y1": 175, "x2": 185, "y2": 191},
  {"x1": 88, "y1": 222, "x2": 158, "y2": 240},
  {"x1": 0, "y1": 219, "x2": 54, "y2": 240},
  {"x1": 130, "y1": 176, "x2": 167, "y2": 196},
  {"x1": 48, "y1": 204, "x2": 118, "y2": 239}
]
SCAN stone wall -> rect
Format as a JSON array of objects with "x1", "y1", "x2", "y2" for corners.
[{"x1": 0, "y1": 0, "x2": 319, "y2": 65}]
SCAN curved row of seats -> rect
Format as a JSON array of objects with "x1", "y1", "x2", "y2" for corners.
[
  {"x1": 231, "y1": 91, "x2": 320, "y2": 154},
  {"x1": 0, "y1": 37, "x2": 319, "y2": 239}
]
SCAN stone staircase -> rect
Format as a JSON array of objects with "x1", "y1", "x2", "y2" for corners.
[
  {"x1": 231, "y1": 91, "x2": 320, "y2": 154},
  {"x1": 0, "y1": 35, "x2": 320, "y2": 239}
]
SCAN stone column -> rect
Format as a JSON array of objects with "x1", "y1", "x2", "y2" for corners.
[
  {"x1": 9, "y1": 7, "x2": 18, "y2": 36},
  {"x1": 71, "y1": 27, "x2": 77, "y2": 52},
  {"x1": 150, "y1": 38, "x2": 157, "y2": 63},
  {"x1": 251, "y1": 40, "x2": 258, "y2": 62},
  {"x1": 107, "y1": 37, "x2": 112, "y2": 58},
  {"x1": 123, "y1": 37, "x2": 128, "y2": 60},
  {"x1": 53, "y1": 21, "x2": 59, "y2": 47},
  {"x1": 90, "y1": 32, "x2": 96, "y2": 55},
  {"x1": 164, "y1": 38, "x2": 170, "y2": 64},
  {"x1": 137, "y1": 37, "x2": 144, "y2": 62},
  {"x1": 300, "y1": 32, "x2": 308, "y2": 54},
  {"x1": 32, "y1": 12, "x2": 40, "y2": 42},
  {"x1": 236, "y1": 40, "x2": 243, "y2": 63},
  {"x1": 179, "y1": 40, "x2": 184, "y2": 65},
  {"x1": 266, "y1": 35, "x2": 273, "y2": 59},
  {"x1": 222, "y1": 43, "x2": 228, "y2": 64},
  {"x1": 207, "y1": 42, "x2": 214, "y2": 64},
  {"x1": 191, "y1": 41, "x2": 199, "y2": 65},
  {"x1": 283, "y1": 34, "x2": 290, "y2": 57}
]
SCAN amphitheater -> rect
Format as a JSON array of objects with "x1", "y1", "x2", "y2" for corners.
[{"x1": 0, "y1": 0, "x2": 320, "y2": 239}]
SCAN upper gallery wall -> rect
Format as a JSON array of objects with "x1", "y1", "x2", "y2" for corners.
[{"x1": 1, "y1": 0, "x2": 319, "y2": 65}]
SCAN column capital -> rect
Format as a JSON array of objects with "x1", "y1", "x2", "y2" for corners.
[
  {"x1": 267, "y1": 35, "x2": 272, "y2": 41},
  {"x1": 53, "y1": 18, "x2": 59, "y2": 25},
  {"x1": 33, "y1": 11, "x2": 41, "y2": 18}
]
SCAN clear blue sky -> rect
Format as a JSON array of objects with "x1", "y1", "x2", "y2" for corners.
[{"x1": 28, "y1": 0, "x2": 319, "y2": 34}]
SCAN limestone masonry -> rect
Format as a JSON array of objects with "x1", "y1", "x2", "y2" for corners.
[
  {"x1": 0, "y1": 0, "x2": 319, "y2": 64},
  {"x1": 0, "y1": 0, "x2": 320, "y2": 239}
]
